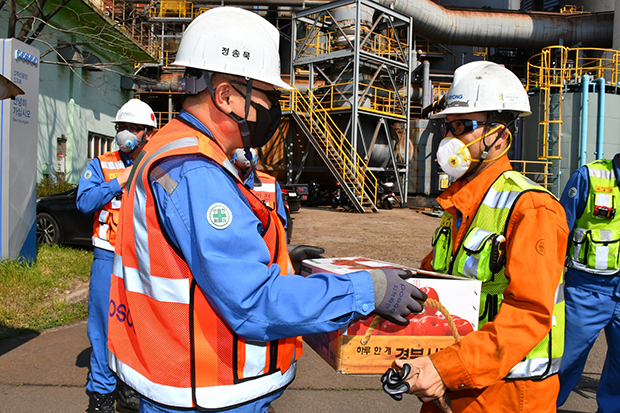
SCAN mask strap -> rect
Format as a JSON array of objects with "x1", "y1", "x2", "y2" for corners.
[{"x1": 462, "y1": 115, "x2": 505, "y2": 178}]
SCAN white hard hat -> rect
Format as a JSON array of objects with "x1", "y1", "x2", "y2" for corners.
[
  {"x1": 430, "y1": 61, "x2": 531, "y2": 119},
  {"x1": 233, "y1": 148, "x2": 258, "y2": 169},
  {"x1": 114, "y1": 99, "x2": 157, "y2": 128},
  {"x1": 172, "y1": 7, "x2": 292, "y2": 90}
]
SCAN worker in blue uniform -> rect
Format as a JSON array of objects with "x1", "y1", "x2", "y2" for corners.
[
  {"x1": 77, "y1": 99, "x2": 157, "y2": 413},
  {"x1": 557, "y1": 154, "x2": 620, "y2": 413},
  {"x1": 106, "y1": 8, "x2": 428, "y2": 413}
]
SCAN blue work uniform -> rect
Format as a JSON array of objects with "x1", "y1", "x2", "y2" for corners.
[
  {"x1": 138, "y1": 111, "x2": 375, "y2": 413},
  {"x1": 557, "y1": 155, "x2": 620, "y2": 412},
  {"x1": 77, "y1": 150, "x2": 132, "y2": 395}
]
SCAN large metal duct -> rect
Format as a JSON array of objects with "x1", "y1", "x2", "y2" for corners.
[{"x1": 374, "y1": 0, "x2": 613, "y2": 48}]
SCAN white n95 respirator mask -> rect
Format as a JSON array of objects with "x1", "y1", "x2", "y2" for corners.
[
  {"x1": 436, "y1": 138, "x2": 472, "y2": 179},
  {"x1": 116, "y1": 130, "x2": 139, "y2": 153}
]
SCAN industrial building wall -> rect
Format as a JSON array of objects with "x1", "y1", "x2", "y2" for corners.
[
  {"x1": 522, "y1": 91, "x2": 620, "y2": 195},
  {"x1": 0, "y1": 11, "x2": 135, "y2": 186},
  {"x1": 37, "y1": 59, "x2": 132, "y2": 185}
]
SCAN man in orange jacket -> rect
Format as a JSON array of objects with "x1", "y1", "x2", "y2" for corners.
[{"x1": 390, "y1": 62, "x2": 569, "y2": 412}]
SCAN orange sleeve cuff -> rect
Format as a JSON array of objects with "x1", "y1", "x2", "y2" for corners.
[{"x1": 430, "y1": 346, "x2": 475, "y2": 391}]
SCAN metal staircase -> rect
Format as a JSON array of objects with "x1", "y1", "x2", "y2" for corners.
[{"x1": 287, "y1": 87, "x2": 379, "y2": 213}]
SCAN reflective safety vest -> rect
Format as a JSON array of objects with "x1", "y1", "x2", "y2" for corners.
[
  {"x1": 92, "y1": 151, "x2": 125, "y2": 251},
  {"x1": 108, "y1": 119, "x2": 301, "y2": 410},
  {"x1": 253, "y1": 171, "x2": 279, "y2": 209},
  {"x1": 567, "y1": 159, "x2": 620, "y2": 276},
  {"x1": 431, "y1": 170, "x2": 565, "y2": 380},
  {"x1": 252, "y1": 171, "x2": 291, "y2": 268}
]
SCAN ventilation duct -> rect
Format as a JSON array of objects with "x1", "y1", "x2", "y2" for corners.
[{"x1": 374, "y1": 0, "x2": 613, "y2": 48}]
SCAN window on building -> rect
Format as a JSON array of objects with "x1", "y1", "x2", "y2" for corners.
[{"x1": 88, "y1": 132, "x2": 114, "y2": 159}]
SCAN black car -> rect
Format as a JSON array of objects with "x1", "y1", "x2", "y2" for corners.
[
  {"x1": 36, "y1": 187, "x2": 93, "y2": 247},
  {"x1": 280, "y1": 183, "x2": 309, "y2": 212}
]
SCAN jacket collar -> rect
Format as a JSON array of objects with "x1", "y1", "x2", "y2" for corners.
[{"x1": 437, "y1": 156, "x2": 513, "y2": 216}]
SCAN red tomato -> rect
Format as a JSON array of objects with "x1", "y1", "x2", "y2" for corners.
[
  {"x1": 378, "y1": 318, "x2": 414, "y2": 336},
  {"x1": 420, "y1": 286, "x2": 439, "y2": 302},
  {"x1": 414, "y1": 315, "x2": 450, "y2": 336},
  {"x1": 451, "y1": 315, "x2": 474, "y2": 336},
  {"x1": 347, "y1": 315, "x2": 375, "y2": 335}
]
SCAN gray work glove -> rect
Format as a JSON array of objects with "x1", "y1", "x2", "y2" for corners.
[
  {"x1": 368, "y1": 268, "x2": 427, "y2": 325},
  {"x1": 288, "y1": 245, "x2": 325, "y2": 274}
]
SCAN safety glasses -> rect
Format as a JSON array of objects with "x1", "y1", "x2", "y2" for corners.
[
  {"x1": 441, "y1": 119, "x2": 501, "y2": 138},
  {"x1": 115, "y1": 123, "x2": 146, "y2": 133}
]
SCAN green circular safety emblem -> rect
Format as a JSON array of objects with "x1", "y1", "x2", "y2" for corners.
[
  {"x1": 207, "y1": 203, "x2": 232, "y2": 229},
  {"x1": 568, "y1": 187, "x2": 578, "y2": 198},
  {"x1": 84, "y1": 170, "x2": 92, "y2": 180}
]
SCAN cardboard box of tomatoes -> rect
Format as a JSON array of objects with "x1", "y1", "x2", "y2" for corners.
[{"x1": 300, "y1": 257, "x2": 482, "y2": 375}]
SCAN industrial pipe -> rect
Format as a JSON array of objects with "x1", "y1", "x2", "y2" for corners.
[
  {"x1": 596, "y1": 77, "x2": 606, "y2": 160},
  {"x1": 422, "y1": 60, "x2": 430, "y2": 108},
  {"x1": 580, "y1": 74, "x2": 590, "y2": 167},
  {"x1": 374, "y1": 0, "x2": 613, "y2": 49}
]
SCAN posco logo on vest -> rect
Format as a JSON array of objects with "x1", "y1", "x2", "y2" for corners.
[
  {"x1": 15, "y1": 49, "x2": 39, "y2": 66},
  {"x1": 109, "y1": 299, "x2": 135, "y2": 332}
]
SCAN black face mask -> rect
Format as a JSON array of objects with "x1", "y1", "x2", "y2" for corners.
[{"x1": 227, "y1": 80, "x2": 282, "y2": 149}]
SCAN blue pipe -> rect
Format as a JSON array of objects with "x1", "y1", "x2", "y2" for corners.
[
  {"x1": 580, "y1": 74, "x2": 589, "y2": 167},
  {"x1": 595, "y1": 77, "x2": 605, "y2": 160}
]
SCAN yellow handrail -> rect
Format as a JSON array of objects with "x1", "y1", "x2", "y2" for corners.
[
  {"x1": 285, "y1": 87, "x2": 378, "y2": 208},
  {"x1": 510, "y1": 160, "x2": 551, "y2": 189}
]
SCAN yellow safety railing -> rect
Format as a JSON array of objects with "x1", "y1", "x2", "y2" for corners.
[
  {"x1": 153, "y1": 111, "x2": 179, "y2": 129},
  {"x1": 149, "y1": 0, "x2": 195, "y2": 18},
  {"x1": 559, "y1": 5, "x2": 584, "y2": 13},
  {"x1": 296, "y1": 25, "x2": 408, "y2": 64},
  {"x1": 309, "y1": 82, "x2": 407, "y2": 118},
  {"x1": 528, "y1": 46, "x2": 620, "y2": 89},
  {"x1": 285, "y1": 87, "x2": 378, "y2": 209},
  {"x1": 510, "y1": 160, "x2": 552, "y2": 189},
  {"x1": 527, "y1": 46, "x2": 620, "y2": 161}
]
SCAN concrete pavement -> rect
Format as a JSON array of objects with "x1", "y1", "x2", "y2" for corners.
[{"x1": 0, "y1": 318, "x2": 604, "y2": 413}]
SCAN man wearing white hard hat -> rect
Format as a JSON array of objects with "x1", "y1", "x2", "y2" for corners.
[
  {"x1": 387, "y1": 61, "x2": 569, "y2": 412},
  {"x1": 77, "y1": 98, "x2": 156, "y2": 412},
  {"x1": 106, "y1": 7, "x2": 427, "y2": 413}
]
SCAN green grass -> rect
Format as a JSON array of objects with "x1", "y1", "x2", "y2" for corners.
[{"x1": 0, "y1": 244, "x2": 92, "y2": 339}]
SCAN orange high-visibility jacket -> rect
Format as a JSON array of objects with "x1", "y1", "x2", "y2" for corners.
[
  {"x1": 108, "y1": 119, "x2": 301, "y2": 410},
  {"x1": 91, "y1": 151, "x2": 125, "y2": 251}
]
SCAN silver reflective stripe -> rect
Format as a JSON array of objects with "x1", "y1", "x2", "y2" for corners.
[
  {"x1": 568, "y1": 260, "x2": 619, "y2": 275},
  {"x1": 151, "y1": 166, "x2": 178, "y2": 195},
  {"x1": 595, "y1": 193, "x2": 613, "y2": 208},
  {"x1": 482, "y1": 187, "x2": 521, "y2": 210},
  {"x1": 98, "y1": 209, "x2": 109, "y2": 224},
  {"x1": 555, "y1": 281, "x2": 565, "y2": 304},
  {"x1": 101, "y1": 160, "x2": 125, "y2": 170},
  {"x1": 588, "y1": 167, "x2": 613, "y2": 180},
  {"x1": 195, "y1": 362, "x2": 296, "y2": 409},
  {"x1": 132, "y1": 137, "x2": 199, "y2": 280},
  {"x1": 98, "y1": 224, "x2": 109, "y2": 240},
  {"x1": 243, "y1": 341, "x2": 268, "y2": 378},
  {"x1": 111, "y1": 198, "x2": 122, "y2": 209},
  {"x1": 505, "y1": 356, "x2": 561, "y2": 379},
  {"x1": 113, "y1": 253, "x2": 189, "y2": 304},
  {"x1": 464, "y1": 229, "x2": 492, "y2": 251},
  {"x1": 463, "y1": 255, "x2": 480, "y2": 279},
  {"x1": 109, "y1": 351, "x2": 296, "y2": 410},
  {"x1": 595, "y1": 244, "x2": 610, "y2": 270},
  {"x1": 253, "y1": 183, "x2": 276, "y2": 194},
  {"x1": 93, "y1": 237, "x2": 113, "y2": 251}
]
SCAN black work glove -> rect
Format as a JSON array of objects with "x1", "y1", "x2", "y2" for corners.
[
  {"x1": 368, "y1": 268, "x2": 427, "y2": 325},
  {"x1": 288, "y1": 245, "x2": 325, "y2": 274}
]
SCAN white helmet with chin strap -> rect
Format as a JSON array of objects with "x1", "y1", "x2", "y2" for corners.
[
  {"x1": 430, "y1": 61, "x2": 531, "y2": 119},
  {"x1": 173, "y1": 7, "x2": 291, "y2": 90},
  {"x1": 114, "y1": 99, "x2": 157, "y2": 128}
]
